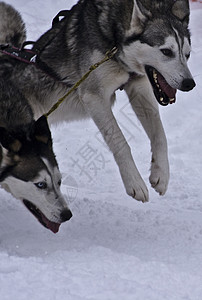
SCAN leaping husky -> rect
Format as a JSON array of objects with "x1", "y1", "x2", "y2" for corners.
[
  {"x1": 0, "y1": 2, "x2": 72, "y2": 233},
  {"x1": 0, "y1": 0, "x2": 195, "y2": 204}
]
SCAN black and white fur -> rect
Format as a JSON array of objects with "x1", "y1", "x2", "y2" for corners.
[
  {"x1": 0, "y1": 0, "x2": 195, "y2": 204},
  {"x1": 0, "y1": 2, "x2": 72, "y2": 233}
]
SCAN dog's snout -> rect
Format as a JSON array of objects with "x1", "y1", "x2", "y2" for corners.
[
  {"x1": 180, "y1": 78, "x2": 196, "y2": 92},
  {"x1": 60, "y1": 209, "x2": 73, "y2": 222}
]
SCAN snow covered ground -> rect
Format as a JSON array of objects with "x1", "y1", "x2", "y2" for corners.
[{"x1": 0, "y1": 1, "x2": 202, "y2": 299}]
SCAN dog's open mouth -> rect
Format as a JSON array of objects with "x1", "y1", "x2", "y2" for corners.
[
  {"x1": 23, "y1": 200, "x2": 61, "y2": 233},
  {"x1": 145, "y1": 66, "x2": 177, "y2": 106}
]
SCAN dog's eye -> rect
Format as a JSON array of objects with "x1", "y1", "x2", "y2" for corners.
[
  {"x1": 160, "y1": 49, "x2": 174, "y2": 57},
  {"x1": 58, "y1": 179, "x2": 62, "y2": 186},
  {"x1": 185, "y1": 53, "x2": 190, "y2": 60},
  {"x1": 35, "y1": 182, "x2": 47, "y2": 189}
]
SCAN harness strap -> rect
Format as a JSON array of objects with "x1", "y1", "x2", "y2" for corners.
[
  {"x1": 0, "y1": 43, "x2": 37, "y2": 64},
  {"x1": 0, "y1": 42, "x2": 65, "y2": 81},
  {"x1": 52, "y1": 10, "x2": 69, "y2": 27},
  {"x1": 0, "y1": 9, "x2": 70, "y2": 79}
]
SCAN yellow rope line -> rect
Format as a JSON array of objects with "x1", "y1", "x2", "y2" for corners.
[{"x1": 44, "y1": 47, "x2": 118, "y2": 118}]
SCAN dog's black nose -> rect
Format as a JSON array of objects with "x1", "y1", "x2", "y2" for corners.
[
  {"x1": 60, "y1": 209, "x2": 73, "y2": 222},
  {"x1": 181, "y1": 78, "x2": 196, "y2": 91}
]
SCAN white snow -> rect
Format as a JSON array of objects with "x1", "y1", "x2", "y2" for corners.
[{"x1": 0, "y1": 1, "x2": 202, "y2": 299}]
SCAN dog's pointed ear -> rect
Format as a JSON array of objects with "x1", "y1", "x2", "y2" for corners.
[
  {"x1": 172, "y1": 0, "x2": 190, "y2": 27},
  {"x1": 34, "y1": 115, "x2": 52, "y2": 145},
  {"x1": 127, "y1": 0, "x2": 151, "y2": 36},
  {"x1": 0, "y1": 127, "x2": 22, "y2": 153}
]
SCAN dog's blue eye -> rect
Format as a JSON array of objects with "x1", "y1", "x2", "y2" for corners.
[
  {"x1": 35, "y1": 182, "x2": 47, "y2": 189},
  {"x1": 161, "y1": 49, "x2": 173, "y2": 57}
]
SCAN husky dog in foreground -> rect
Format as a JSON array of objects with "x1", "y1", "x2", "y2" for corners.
[
  {"x1": 0, "y1": 2, "x2": 72, "y2": 233},
  {"x1": 1, "y1": 0, "x2": 195, "y2": 206}
]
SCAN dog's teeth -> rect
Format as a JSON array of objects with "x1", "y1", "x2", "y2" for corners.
[
  {"x1": 169, "y1": 98, "x2": 175, "y2": 103},
  {"x1": 152, "y1": 70, "x2": 159, "y2": 86},
  {"x1": 160, "y1": 97, "x2": 164, "y2": 102},
  {"x1": 153, "y1": 70, "x2": 157, "y2": 79}
]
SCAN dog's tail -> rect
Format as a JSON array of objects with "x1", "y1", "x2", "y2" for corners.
[{"x1": 0, "y1": 2, "x2": 26, "y2": 47}]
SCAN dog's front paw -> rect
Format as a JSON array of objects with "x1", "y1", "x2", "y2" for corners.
[
  {"x1": 124, "y1": 176, "x2": 149, "y2": 203},
  {"x1": 118, "y1": 157, "x2": 149, "y2": 202},
  {"x1": 149, "y1": 160, "x2": 169, "y2": 196}
]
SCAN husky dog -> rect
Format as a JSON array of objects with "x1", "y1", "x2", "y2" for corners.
[
  {"x1": 0, "y1": 2, "x2": 72, "y2": 233},
  {"x1": 1, "y1": 0, "x2": 195, "y2": 204}
]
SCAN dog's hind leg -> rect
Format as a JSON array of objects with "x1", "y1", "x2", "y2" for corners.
[
  {"x1": 124, "y1": 75, "x2": 169, "y2": 196},
  {"x1": 82, "y1": 93, "x2": 149, "y2": 203}
]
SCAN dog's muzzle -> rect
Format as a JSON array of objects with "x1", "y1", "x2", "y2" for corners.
[{"x1": 23, "y1": 200, "x2": 72, "y2": 233}]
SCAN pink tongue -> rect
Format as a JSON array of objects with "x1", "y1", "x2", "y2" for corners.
[
  {"x1": 157, "y1": 72, "x2": 176, "y2": 98},
  {"x1": 41, "y1": 214, "x2": 61, "y2": 233}
]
